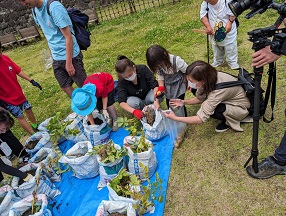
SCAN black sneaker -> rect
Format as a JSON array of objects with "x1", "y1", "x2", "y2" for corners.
[
  {"x1": 215, "y1": 121, "x2": 230, "y2": 132},
  {"x1": 246, "y1": 157, "x2": 286, "y2": 179},
  {"x1": 18, "y1": 155, "x2": 30, "y2": 164}
]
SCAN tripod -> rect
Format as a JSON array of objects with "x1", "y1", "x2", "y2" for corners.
[{"x1": 243, "y1": 14, "x2": 286, "y2": 172}]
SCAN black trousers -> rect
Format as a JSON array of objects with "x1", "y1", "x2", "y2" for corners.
[
  {"x1": 0, "y1": 158, "x2": 27, "y2": 181},
  {"x1": 0, "y1": 130, "x2": 27, "y2": 157},
  {"x1": 210, "y1": 103, "x2": 226, "y2": 121}
]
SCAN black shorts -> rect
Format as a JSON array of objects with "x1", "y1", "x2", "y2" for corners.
[
  {"x1": 96, "y1": 90, "x2": 115, "y2": 111},
  {"x1": 53, "y1": 52, "x2": 87, "y2": 88}
]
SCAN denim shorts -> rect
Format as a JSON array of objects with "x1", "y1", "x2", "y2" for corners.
[
  {"x1": 53, "y1": 52, "x2": 87, "y2": 88},
  {"x1": 6, "y1": 100, "x2": 32, "y2": 118}
]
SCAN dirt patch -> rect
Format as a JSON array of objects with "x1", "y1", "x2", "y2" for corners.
[
  {"x1": 143, "y1": 106, "x2": 156, "y2": 126},
  {"x1": 22, "y1": 205, "x2": 41, "y2": 216},
  {"x1": 25, "y1": 140, "x2": 38, "y2": 150},
  {"x1": 87, "y1": 117, "x2": 103, "y2": 125},
  {"x1": 108, "y1": 212, "x2": 127, "y2": 216}
]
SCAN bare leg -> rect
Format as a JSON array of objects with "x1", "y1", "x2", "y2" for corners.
[
  {"x1": 107, "y1": 104, "x2": 118, "y2": 131},
  {"x1": 62, "y1": 86, "x2": 74, "y2": 98},
  {"x1": 25, "y1": 109, "x2": 37, "y2": 124},
  {"x1": 107, "y1": 104, "x2": 118, "y2": 120},
  {"x1": 16, "y1": 116, "x2": 34, "y2": 135}
]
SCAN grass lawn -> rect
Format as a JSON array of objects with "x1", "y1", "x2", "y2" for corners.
[{"x1": 3, "y1": 0, "x2": 286, "y2": 214}]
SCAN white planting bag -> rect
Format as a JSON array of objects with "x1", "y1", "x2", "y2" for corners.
[
  {"x1": 0, "y1": 185, "x2": 21, "y2": 216},
  {"x1": 97, "y1": 144, "x2": 125, "y2": 190},
  {"x1": 12, "y1": 163, "x2": 60, "y2": 199},
  {"x1": 29, "y1": 148, "x2": 61, "y2": 182},
  {"x1": 82, "y1": 110, "x2": 112, "y2": 146},
  {"x1": 37, "y1": 117, "x2": 52, "y2": 132},
  {"x1": 9, "y1": 194, "x2": 52, "y2": 216},
  {"x1": 24, "y1": 131, "x2": 52, "y2": 156},
  {"x1": 64, "y1": 112, "x2": 87, "y2": 143},
  {"x1": 59, "y1": 141, "x2": 99, "y2": 179},
  {"x1": 95, "y1": 200, "x2": 136, "y2": 216},
  {"x1": 141, "y1": 105, "x2": 168, "y2": 141},
  {"x1": 124, "y1": 136, "x2": 157, "y2": 180}
]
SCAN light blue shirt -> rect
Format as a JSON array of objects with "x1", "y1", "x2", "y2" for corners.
[{"x1": 33, "y1": 0, "x2": 80, "y2": 60}]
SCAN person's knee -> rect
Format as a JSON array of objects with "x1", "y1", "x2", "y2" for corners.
[
  {"x1": 127, "y1": 98, "x2": 142, "y2": 110},
  {"x1": 16, "y1": 115, "x2": 25, "y2": 121}
]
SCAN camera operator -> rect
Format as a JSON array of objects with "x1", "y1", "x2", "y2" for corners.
[{"x1": 246, "y1": 46, "x2": 286, "y2": 179}]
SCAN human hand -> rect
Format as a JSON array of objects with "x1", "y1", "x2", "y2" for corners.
[
  {"x1": 163, "y1": 110, "x2": 176, "y2": 119},
  {"x1": 252, "y1": 46, "x2": 281, "y2": 68},
  {"x1": 102, "y1": 109, "x2": 110, "y2": 120},
  {"x1": 66, "y1": 62, "x2": 76, "y2": 76},
  {"x1": 169, "y1": 99, "x2": 184, "y2": 108},
  {"x1": 132, "y1": 109, "x2": 143, "y2": 119},
  {"x1": 225, "y1": 22, "x2": 232, "y2": 34},
  {"x1": 30, "y1": 80, "x2": 42, "y2": 90},
  {"x1": 153, "y1": 100, "x2": 160, "y2": 110},
  {"x1": 206, "y1": 26, "x2": 214, "y2": 35},
  {"x1": 155, "y1": 86, "x2": 165, "y2": 99}
]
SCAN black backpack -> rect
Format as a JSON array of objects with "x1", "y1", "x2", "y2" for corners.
[
  {"x1": 215, "y1": 67, "x2": 276, "y2": 123},
  {"x1": 33, "y1": 0, "x2": 91, "y2": 50}
]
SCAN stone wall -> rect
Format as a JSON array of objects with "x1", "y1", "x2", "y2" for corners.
[{"x1": 0, "y1": 0, "x2": 95, "y2": 36}]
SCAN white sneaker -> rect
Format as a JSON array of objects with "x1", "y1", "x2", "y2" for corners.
[
  {"x1": 211, "y1": 62, "x2": 224, "y2": 68},
  {"x1": 229, "y1": 63, "x2": 240, "y2": 70}
]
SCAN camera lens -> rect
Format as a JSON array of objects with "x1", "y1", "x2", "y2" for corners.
[{"x1": 228, "y1": 0, "x2": 254, "y2": 17}]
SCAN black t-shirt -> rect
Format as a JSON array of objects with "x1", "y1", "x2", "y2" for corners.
[{"x1": 117, "y1": 65, "x2": 158, "y2": 103}]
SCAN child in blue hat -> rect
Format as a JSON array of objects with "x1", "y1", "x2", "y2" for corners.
[{"x1": 71, "y1": 72, "x2": 119, "y2": 131}]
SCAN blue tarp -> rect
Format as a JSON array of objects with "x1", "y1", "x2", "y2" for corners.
[{"x1": 51, "y1": 128, "x2": 174, "y2": 216}]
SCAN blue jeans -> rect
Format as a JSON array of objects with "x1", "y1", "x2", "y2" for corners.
[
  {"x1": 273, "y1": 109, "x2": 286, "y2": 162},
  {"x1": 6, "y1": 100, "x2": 32, "y2": 118},
  {"x1": 127, "y1": 89, "x2": 163, "y2": 110}
]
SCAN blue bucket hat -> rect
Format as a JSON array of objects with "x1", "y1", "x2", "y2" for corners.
[{"x1": 71, "y1": 83, "x2": 97, "y2": 116}]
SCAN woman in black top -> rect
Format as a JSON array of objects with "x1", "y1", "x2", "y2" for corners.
[
  {"x1": 0, "y1": 107, "x2": 32, "y2": 182},
  {"x1": 115, "y1": 55, "x2": 161, "y2": 119}
]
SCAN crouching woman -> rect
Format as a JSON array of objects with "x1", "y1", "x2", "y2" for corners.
[{"x1": 164, "y1": 60, "x2": 250, "y2": 132}]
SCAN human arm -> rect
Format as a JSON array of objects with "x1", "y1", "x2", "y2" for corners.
[
  {"x1": 17, "y1": 71, "x2": 42, "y2": 90},
  {"x1": 225, "y1": 16, "x2": 236, "y2": 33},
  {"x1": 201, "y1": 16, "x2": 214, "y2": 35},
  {"x1": 120, "y1": 102, "x2": 143, "y2": 119},
  {"x1": 0, "y1": 158, "x2": 32, "y2": 180},
  {"x1": 101, "y1": 97, "x2": 110, "y2": 120},
  {"x1": 252, "y1": 46, "x2": 281, "y2": 68},
  {"x1": 60, "y1": 26, "x2": 75, "y2": 76},
  {"x1": 163, "y1": 110, "x2": 203, "y2": 124}
]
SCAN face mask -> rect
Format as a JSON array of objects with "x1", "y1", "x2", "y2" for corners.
[
  {"x1": 125, "y1": 72, "x2": 137, "y2": 81},
  {"x1": 188, "y1": 80, "x2": 201, "y2": 89}
]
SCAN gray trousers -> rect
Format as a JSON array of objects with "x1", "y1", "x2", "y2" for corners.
[{"x1": 127, "y1": 89, "x2": 160, "y2": 110}]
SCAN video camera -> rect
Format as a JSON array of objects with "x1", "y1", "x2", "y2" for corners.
[
  {"x1": 229, "y1": 0, "x2": 286, "y2": 19},
  {"x1": 228, "y1": 0, "x2": 286, "y2": 55},
  {"x1": 227, "y1": 0, "x2": 285, "y2": 172}
]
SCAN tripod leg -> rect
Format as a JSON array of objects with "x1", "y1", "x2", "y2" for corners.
[{"x1": 207, "y1": 35, "x2": 210, "y2": 64}]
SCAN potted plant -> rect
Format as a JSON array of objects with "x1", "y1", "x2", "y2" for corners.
[
  {"x1": 116, "y1": 117, "x2": 142, "y2": 137},
  {"x1": 59, "y1": 141, "x2": 99, "y2": 179},
  {"x1": 141, "y1": 104, "x2": 168, "y2": 141},
  {"x1": 92, "y1": 140, "x2": 127, "y2": 189},
  {"x1": 123, "y1": 133, "x2": 158, "y2": 180},
  {"x1": 108, "y1": 167, "x2": 163, "y2": 216}
]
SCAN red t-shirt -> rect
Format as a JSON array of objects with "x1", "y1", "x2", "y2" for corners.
[
  {"x1": 0, "y1": 55, "x2": 26, "y2": 105},
  {"x1": 83, "y1": 72, "x2": 114, "y2": 98}
]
